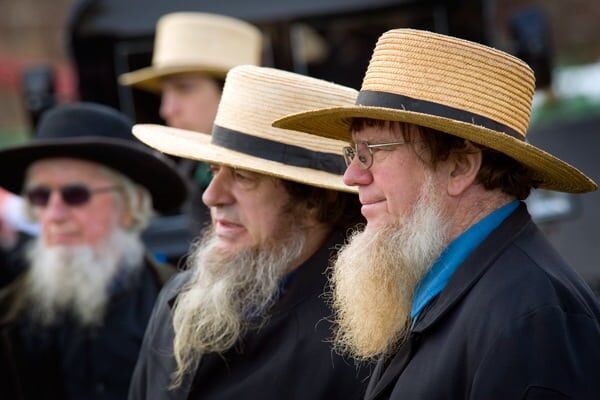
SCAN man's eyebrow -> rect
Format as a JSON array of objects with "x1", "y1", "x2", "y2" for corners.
[{"x1": 350, "y1": 132, "x2": 364, "y2": 142}]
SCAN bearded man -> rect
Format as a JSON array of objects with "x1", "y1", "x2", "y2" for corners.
[
  {"x1": 274, "y1": 29, "x2": 600, "y2": 399},
  {"x1": 129, "y1": 65, "x2": 369, "y2": 399},
  {"x1": 0, "y1": 102, "x2": 187, "y2": 400}
]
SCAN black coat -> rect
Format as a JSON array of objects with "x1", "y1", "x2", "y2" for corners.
[
  {"x1": 129, "y1": 231, "x2": 370, "y2": 400},
  {"x1": 0, "y1": 253, "x2": 175, "y2": 400},
  {"x1": 365, "y1": 205, "x2": 600, "y2": 400}
]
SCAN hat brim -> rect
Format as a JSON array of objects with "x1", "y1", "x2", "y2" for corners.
[
  {"x1": 0, "y1": 137, "x2": 188, "y2": 213},
  {"x1": 273, "y1": 106, "x2": 597, "y2": 194},
  {"x1": 119, "y1": 65, "x2": 229, "y2": 93},
  {"x1": 132, "y1": 124, "x2": 357, "y2": 194}
]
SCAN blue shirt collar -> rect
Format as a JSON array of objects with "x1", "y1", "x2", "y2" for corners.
[{"x1": 410, "y1": 200, "x2": 520, "y2": 323}]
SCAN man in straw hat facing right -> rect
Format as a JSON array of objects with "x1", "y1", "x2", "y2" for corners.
[
  {"x1": 274, "y1": 29, "x2": 600, "y2": 399},
  {"x1": 128, "y1": 65, "x2": 369, "y2": 399},
  {"x1": 119, "y1": 12, "x2": 262, "y2": 134}
]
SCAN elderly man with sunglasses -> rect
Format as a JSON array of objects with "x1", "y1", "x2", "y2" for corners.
[{"x1": 0, "y1": 102, "x2": 187, "y2": 400}]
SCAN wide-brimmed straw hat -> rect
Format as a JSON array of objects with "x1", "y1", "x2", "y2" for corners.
[
  {"x1": 119, "y1": 12, "x2": 262, "y2": 92},
  {"x1": 0, "y1": 102, "x2": 187, "y2": 213},
  {"x1": 273, "y1": 29, "x2": 597, "y2": 194},
  {"x1": 132, "y1": 65, "x2": 358, "y2": 193}
]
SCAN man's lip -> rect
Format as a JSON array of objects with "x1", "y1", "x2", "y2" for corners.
[
  {"x1": 214, "y1": 219, "x2": 246, "y2": 240},
  {"x1": 47, "y1": 228, "x2": 79, "y2": 238},
  {"x1": 215, "y1": 218, "x2": 243, "y2": 227},
  {"x1": 214, "y1": 219, "x2": 245, "y2": 233},
  {"x1": 46, "y1": 232, "x2": 80, "y2": 245},
  {"x1": 359, "y1": 199, "x2": 386, "y2": 221},
  {"x1": 359, "y1": 198, "x2": 385, "y2": 206}
]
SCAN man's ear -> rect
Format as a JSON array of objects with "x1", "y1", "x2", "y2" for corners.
[
  {"x1": 446, "y1": 142, "x2": 482, "y2": 197},
  {"x1": 119, "y1": 207, "x2": 135, "y2": 230}
]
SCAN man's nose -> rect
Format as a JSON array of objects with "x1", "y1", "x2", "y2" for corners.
[
  {"x1": 343, "y1": 157, "x2": 372, "y2": 187},
  {"x1": 202, "y1": 167, "x2": 235, "y2": 208},
  {"x1": 159, "y1": 91, "x2": 178, "y2": 121},
  {"x1": 40, "y1": 190, "x2": 70, "y2": 221}
]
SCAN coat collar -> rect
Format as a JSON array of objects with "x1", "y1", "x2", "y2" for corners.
[
  {"x1": 365, "y1": 204, "x2": 533, "y2": 400},
  {"x1": 413, "y1": 204, "x2": 531, "y2": 334}
]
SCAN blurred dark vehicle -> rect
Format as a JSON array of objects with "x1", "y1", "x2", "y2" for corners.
[
  {"x1": 66, "y1": 0, "x2": 491, "y2": 122},
  {"x1": 20, "y1": 0, "x2": 596, "y2": 287},
  {"x1": 527, "y1": 115, "x2": 600, "y2": 292}
]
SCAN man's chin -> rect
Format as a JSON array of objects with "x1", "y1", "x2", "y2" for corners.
[
  {"x1": 364, "y1": 214, "x2": 416, "y2": 235},
  {"x1": 363, "y1": 219, "x2": 389, "y2": 234},
  {"x1": 214, "y1": 238, "x2": 252, "y2": 254}
]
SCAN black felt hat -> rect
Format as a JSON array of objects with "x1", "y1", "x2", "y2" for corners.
[{"x1": 0, "y1": 102, "x2": 187, "y2": 213}]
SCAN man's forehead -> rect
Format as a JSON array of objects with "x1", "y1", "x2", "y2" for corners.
[
  {"x1": 351, "y1": 120, "x2": 423, "y2": 144},
  {"x1": 350, "y1": 124, "x2": 400, "y2": 143},
  {"x1": 160, "y1": 72, "x2": 213, "y2": 86},
  {"x1": 27, "y1": 158, "x2": 108, "y2": 182},
  {"x1": 212, "y1": 163, "x2": 277, "y2": 182}
]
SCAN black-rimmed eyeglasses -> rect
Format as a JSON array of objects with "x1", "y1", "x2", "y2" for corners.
[{"x1": 343, "y1": 140, "x2": 408, "y2": 169}]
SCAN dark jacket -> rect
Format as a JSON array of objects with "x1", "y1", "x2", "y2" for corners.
[
  {"x1": 129, "y1": 230, "x2": 370, "y2": 400},
  {"x1": 365, "y1": 205, "x2": 600, "y2": 400},
  {"x1": 0, "y1": 253, "x2": 176, "y2": 400}
]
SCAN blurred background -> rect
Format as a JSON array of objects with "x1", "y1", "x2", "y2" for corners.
[{"x1": 1, "y1": 0, "x2": 598, "y2": 290}]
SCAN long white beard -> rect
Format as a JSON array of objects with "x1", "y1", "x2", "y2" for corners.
[
  {"x1": 330, "y1": 176, "x2": 450, "y2": 361},
  {"x1": 170, "y1": 227, "x2": 306, "y2": 387},
  {"x1": 24, "y1": 228, "x2": 144, "y2": 327}
]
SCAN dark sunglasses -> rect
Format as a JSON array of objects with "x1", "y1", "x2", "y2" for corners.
[{"x1": 25, "y1": 184, "x2": 121, "y2": 207}]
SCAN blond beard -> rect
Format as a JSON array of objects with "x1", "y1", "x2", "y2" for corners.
[
  {"x1": 170, "y1": 226, "x2": 306, "y2": 388},
  {"x1": 23, "y1": 228, "x2": 144, "y2": 327},
  {"x1": 330, "y1": 176, "x2": 449, "y2": 361}
]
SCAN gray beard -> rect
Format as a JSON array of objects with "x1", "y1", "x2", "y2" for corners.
[
  {"x1": 170, "y1": 226, "x2": 306, "y2": 388},
  {"x1": 24, "y1": 228, "x2": 144, "y2": 327},
  {"x1": 330, "y1": 176, "x2": 450, "y2": 361}
]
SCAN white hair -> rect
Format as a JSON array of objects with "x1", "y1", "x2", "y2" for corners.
[
  {"x1": 96, "y1": 165, "x2": 155, "y2": 232},
  {"x1": 23, "y1": 227, "x2": 145, "y2": 326},
  {"x1": 170, "y1": 226, "x2": 306, "y2": 388}
]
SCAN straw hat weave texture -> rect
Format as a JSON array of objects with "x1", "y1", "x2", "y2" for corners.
[
  {"x1": 273, "y1": 29, "x2": 597, "y2": 193},
  {"x1": 215, "y1": 67, "x2": 355, "y2": 155},
  {"x1": 365, "y1": 30, "x2": 535, "y2": 138},
  {"x1": 119, "y1": 13, "x2": 262, "y2": 92},
  {"x1": 133, "y1": 65, "x2": 358, "y2": 193}
]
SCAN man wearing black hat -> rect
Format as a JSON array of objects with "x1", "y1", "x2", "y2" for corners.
[{"x1": 0, "y1": 102, "x2": 187, "y2": 399}]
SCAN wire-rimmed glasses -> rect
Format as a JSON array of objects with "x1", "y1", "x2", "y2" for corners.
[{"x1": 343, "y1": 140, "x2": 407, "y2": 169}]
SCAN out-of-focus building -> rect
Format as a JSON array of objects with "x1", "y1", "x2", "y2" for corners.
[
  {"x1": 0, "y1": 0, "x2": 75, "y2": 145},
  {"x1": 3, "y1": 0, "x2": 600, "y2": 136}
]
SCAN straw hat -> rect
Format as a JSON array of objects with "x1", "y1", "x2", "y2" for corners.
[
  {"x1": 132, "y1": 65, "x2": 358, "y2": 193},
  {"x1": 273, "y1": 29, "x2": 597, "y2": 194},
  {"x1": 119, "y1": 12, "x2": 262, "y2": 92}
]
